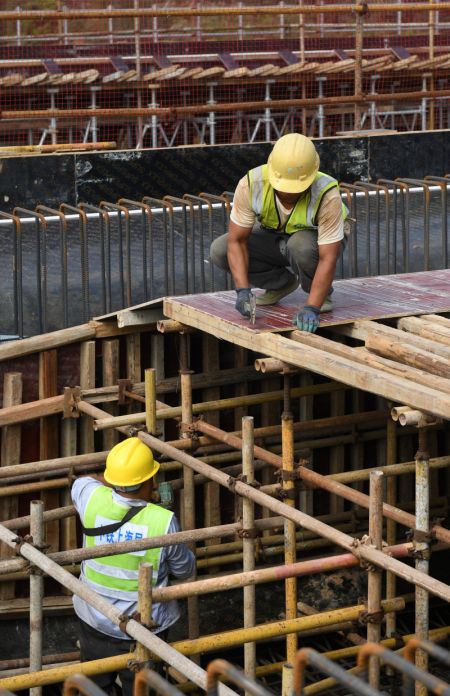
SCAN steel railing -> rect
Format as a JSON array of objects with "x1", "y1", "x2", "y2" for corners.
[{"x1": 0, "y1": 178, "x2": 448, "y2": 338}]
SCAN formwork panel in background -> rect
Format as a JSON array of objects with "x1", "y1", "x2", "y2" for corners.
[{"x1": 0, "y1": 1, "x2": 449, "y2": 148}]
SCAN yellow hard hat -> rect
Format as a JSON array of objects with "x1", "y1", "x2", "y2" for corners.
[
  {"x1": 104, "y1": 437, "x2": 160, "y2": 487},
  {"x1": 267, "y1": 133, "x2": 320, "y2": 194}
]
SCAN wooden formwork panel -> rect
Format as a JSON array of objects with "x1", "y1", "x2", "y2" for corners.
[
  {"x1": 164, "y1": 269, "x2": 450, "y2": 420},
  {"x1": 166, "y1": 270, "x2": 450, "y2": 334}
]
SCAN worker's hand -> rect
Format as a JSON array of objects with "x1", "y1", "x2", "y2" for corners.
[
  {"x1": 235, "y1": 288, "x2": 253, "y2": 319},
  {"x1": 293, "y1": 305, "x2": 320, "y2": 333}
]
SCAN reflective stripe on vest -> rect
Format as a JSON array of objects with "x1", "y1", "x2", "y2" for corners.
[
  {"x1": 82, "y1": 486, "x2": 173, "y2": 600},
  {"x1": 248, "y1": 164, "x2": 347, "y2": 235}
]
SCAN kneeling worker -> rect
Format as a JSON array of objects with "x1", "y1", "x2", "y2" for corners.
[
  {"x1": 210, "y1": 133, "x2": 349, "y2": 333},
  {"x1": 71, "y1": 437, "x2": 195, "y2": 696}
]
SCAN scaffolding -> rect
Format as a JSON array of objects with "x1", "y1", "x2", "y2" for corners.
[{"x1": 0, "y1": 273, "x2": 450, "y2": 693}]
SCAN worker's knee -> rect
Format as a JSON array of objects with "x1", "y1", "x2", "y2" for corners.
[
  {"x1": 210, "y1": 234, "x2": 230, "y2": 270},
  {"x1": 286, "y1": 230, "x2": 319, "y2": 268}
]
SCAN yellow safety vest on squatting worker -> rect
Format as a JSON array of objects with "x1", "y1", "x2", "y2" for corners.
[
  {"x1": 82, "y1": 486, "x2": 173, "y2": 598},
  {"x1": 248, "y1": 164, "x2": 348, "y2": 235}
]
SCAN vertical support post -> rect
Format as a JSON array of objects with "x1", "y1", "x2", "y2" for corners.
[
  {"x1": 39, "y1": 350, "x2": 59, "y2": 552},
  {"x1": 234, "y1": 346, "x2": 248, "y2": 429},
  {"x1": 367, "y1": 470, "x2": 384, "y2": 689},
  {"x1": 136, "y1": 563, "x2": 153, "y2": 666},
  {"x1": 385, "y1": 412, "x2": 398, "y2": 645},
  {"x1": 238, "y1": 1, "x2": 243, "y2": 41},
  {"x1": 151, "y1": 333, "x2": 165, "y2": 439},
  {"x1": 30, "y1": 499, "x2": 44, "y2": 696},
  {"x1": 330, "y1": 376, "x2": 345, "y2": 514},
  {"x1": 264, "y1": 81, "x2": 273, "y2": 142},
  {"x1": 428, "y1": 0, "x2": 435, "y2": 129},
  {"x1": 316, "y1": 77, "x2": 326, "y2": 138},
  {"x1": 16, "y1": 4, "x2": 22, "y2": 46},
  {"x1": 279, "y1": 0, "x2": 285, "y2": 39},
  {"x1": 415, "y1": 428, "x2": 430, "y2": 696},
  {"x1": 145, "y1": 368, "x2": 157, "y2": 435},
  {"x1": 127, "y1": 333, "x2": 141, "y2": 415},
  {"x1": 202, "y1": 335, "x2": 221, "y2": 549},
  {"x1": 134, "y1": 0, "x2": 144, "y2": 149},
  {"x1": 299, "y1": 0, "x2": 307, "y2": 160},
  {"x1": 299, "y1": 372, "x2": 314, "y2": 517},
  {"x1": 80, "y1": 341, "x2": 96, "y2": 454},
  {"x1": 260, "y1": 368, "x2": 280, "y2": 528},
  {"x1": 242, "y1": 416, "x2": 256, "y2": 687},
  {"x1": 282, "y1": 663, "x2": 294, "y2": 696},
  {"x1": 282, "y1": 372, "x2": 296, "y2": 687},
  {"x1": 102, "y1": 339, "x2": 120, "y2": 450},
  {"x1": 108, "y1": 4, "x2": 113, "y2": 43},
  {"x1": 61, "y1": 413, "x2": 77, "y2": 557},
  {"x1": 179, "y1": 334, "x2": 199, "y2": 645},
  {"x1": 207, "y1": 83, "x2": 216, "y2": 146},
  {"x1": 0, "y1": 372, "x2": 22, "y2": 601},
  {"x1": 354, "y1": 3, "x2": 366, "y2": 130},
  {"x1": 62, "y1": 5, "x2": 68, "y2": 47},
  {"x1": 421, "y1": 74, "x2": 428, "y2": 131}
]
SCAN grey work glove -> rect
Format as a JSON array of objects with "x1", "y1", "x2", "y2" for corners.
[
  {"x1": 235, "y1": 288, "x2": 253, "y2": 319},
  {"x1": 293, "y1": 305, "x2": 320, "y2": 333}
]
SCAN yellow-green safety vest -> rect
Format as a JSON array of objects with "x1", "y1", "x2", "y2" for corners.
[
  {"x1": 248, "y1": 164, "x2": 347, "y2": 235},
  {"x1": 82, "y1": 486, "x2": 173, "y2": 600}
]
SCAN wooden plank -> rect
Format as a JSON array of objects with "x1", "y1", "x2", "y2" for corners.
[
  {"x1": 80, "y1": 341, "x2": 96, "y2": 454},
  {"x1": 333, "y1": 320, "x2": 450, "y2": 361},
  {"x1": 90, "y1": 320, "x2": 156, "y2": 338},
  {"x1": 0, "y1": 373, "x2": 22, "y2": 600},
  {"x1": 292, "y1": 333, "x2": 450, "y2": 395},
  {"x1": 397, "y1": 316, "x2": 450, "y2": 346},
  {"x1": 39, "y1": 350, "x2": 60, "y2": 553},
  {"x1": 0, "y1": 395, "x2": 65, "y2": 428},
  {"x1": 164, "y1": 298, "x2": 450, "y2": 421},
  {"x1": 0, "y1": 325, "x2": 95, "y2": 363},
  {"x1": 102, "y1": 340, "x2": 120, "y2": 450},
  {"x1": 366, "y1": 334, "x2": 450, "y2": 379}
]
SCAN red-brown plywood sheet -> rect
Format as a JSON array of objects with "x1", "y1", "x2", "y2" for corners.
[{"x1": 168, "y1": 270, "x2": 450, "y2": 333}]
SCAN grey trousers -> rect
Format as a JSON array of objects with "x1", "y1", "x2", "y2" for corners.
[
  {"x1": 210, "y1": 227, "x2": 334, "y2": 292},
  {"x1": 79, "y1": 619, "x2": 168, "y2": 696}
]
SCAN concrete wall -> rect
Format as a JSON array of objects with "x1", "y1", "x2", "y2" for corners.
[{"x1": 0, "y1": 129, "x2": 448, "y2": 213}]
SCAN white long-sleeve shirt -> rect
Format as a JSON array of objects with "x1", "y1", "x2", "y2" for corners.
[{"x1": 71, "y1": 477, "x2": 195, "y2": 639}]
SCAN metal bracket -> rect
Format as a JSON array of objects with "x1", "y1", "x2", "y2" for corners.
[
  {"x1": 274, "y1": 468, "x2": 301, "y2": 482},
  {"x1": 405, "y1": 528, "x2": 434, "y2": 545},
  {"x1": 408, "y1": 546, "x2": 431, "y2": 561},
  {"x1": 358, "y1": 609, "x2": 384, "y2": 625},
  {"x1": 237, "y1": 527, "x2": 260, "y2": 539},
  {"x1": 276, "y1": 488, "x2": 297, "y2": 501},
  {"x1": 235, "y1": 473, "x2": 261, "y2": 489},
  {"x1": 63, "y1": 386, "x2": 81, "y2": 418}
]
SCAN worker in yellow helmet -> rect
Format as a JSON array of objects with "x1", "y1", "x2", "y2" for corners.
[
  {"x1": 210, "y1": 133, "x2": 350, "y2": 333},
  {"x1": 71, "y1": 437, "x2": 195, "y2": 696}
]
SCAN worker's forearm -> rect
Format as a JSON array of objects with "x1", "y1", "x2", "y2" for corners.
[
  {"x1": 227, "y1": 239, "x2": 250, "y2": 289},
  {"x1": 307, "y1": 259, "x2": 337, "y2": 307}
]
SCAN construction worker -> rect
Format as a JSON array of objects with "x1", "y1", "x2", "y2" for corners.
[
  {"x1": 210, "y1": 133, "x2": 349, "y2": 333},
  {"x1": 71, "y1": 437, "x2": 195, "y2": 696}
]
